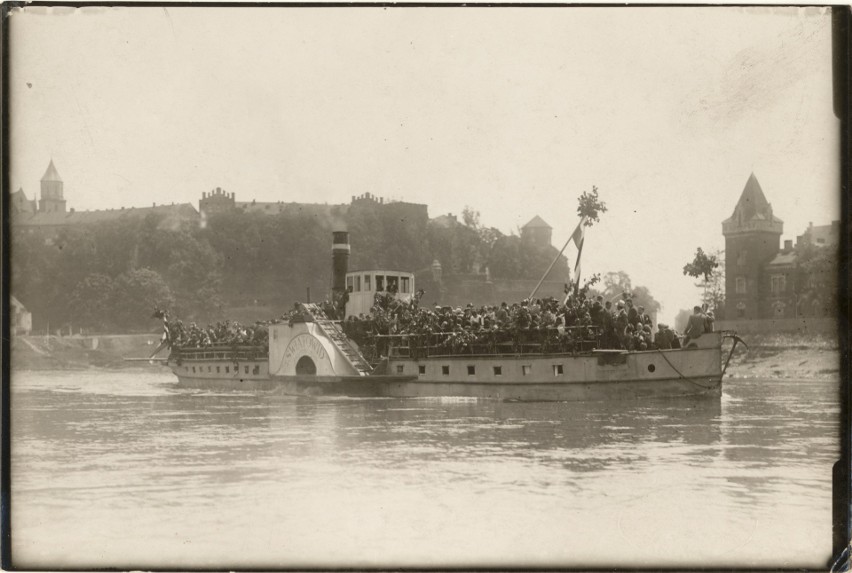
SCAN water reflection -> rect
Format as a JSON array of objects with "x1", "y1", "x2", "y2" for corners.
[{"x1": 10, "y1": 370, "x2": 837, "y2": 568}]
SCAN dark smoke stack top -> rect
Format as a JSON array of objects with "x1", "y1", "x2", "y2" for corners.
[{"x1": 332, "y1": 231, "x2": 350, "y2": 293}]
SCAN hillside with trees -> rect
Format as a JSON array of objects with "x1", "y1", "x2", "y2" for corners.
[{"x1": 12, "y1": 201, "x2": 575, "y2": 333}]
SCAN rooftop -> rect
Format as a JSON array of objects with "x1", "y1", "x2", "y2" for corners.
[
  {"x1": 13, "y1": 203, "x2": 198, "y2": 227},
  {"x1": 41, "y1": 159, "x2": 62, "y2": 182},
  {"x1": 766, "y1": 251, "x2": 797, "y2": 267},
  {"x1": 522, "y1": 215, "x2": 551, "y2": 229}
]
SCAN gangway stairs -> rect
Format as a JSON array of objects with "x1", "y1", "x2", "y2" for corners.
[{"x1": 301, "y1": 303, "x2": 373, "y2": 376}]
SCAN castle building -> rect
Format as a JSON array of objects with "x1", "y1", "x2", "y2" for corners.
[
  {"x1": 12, "y1": 160, "x2": 199, "y2": 238},
  {"x1": 198, "y1": 187, "x2": 236, "y2": 217},
  {"x1": 722, "y1": 173, "x2": 837, "y2": 320},
  {"x1": 11, "y1": 187, "x2": 37, "y2": 215},
  {"x1": 199, "y1": 188, "x2": 429, "y2": 221},
  {"x1": 521, "y1": 215, "x2": 553, "y2": 249}
]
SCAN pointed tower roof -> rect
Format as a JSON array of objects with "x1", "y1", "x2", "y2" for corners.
[
  {"x1": 41, "y1": 159, "x2": 62, "y2": 182},
  {"x1": 522, "y1": 215, "x2": 551, "y2": 229},
  {"x1": 722, "y1": 173, "x2": 783, "y2": 235},
  {"x1": 733, "y1": 173, "x2": 772, "y2": 221}
]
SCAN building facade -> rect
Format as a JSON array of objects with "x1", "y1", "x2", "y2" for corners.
[
  {"x1": 723, "y1": 173, "x2": 837, "y2": 320},
  {"x1": 12, "y1": 160, "x2": 199, "y2": 239}
]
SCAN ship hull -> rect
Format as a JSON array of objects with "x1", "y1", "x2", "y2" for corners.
[
  {"x1": 330, "y1": 374, "x2": 721, "y2": 401},
  {"x1": 169, "y1": 327, "x2": 727, "y2": 402},
  {"x1": 268, "y1": 343, "x2": 723, "y2": 401}
]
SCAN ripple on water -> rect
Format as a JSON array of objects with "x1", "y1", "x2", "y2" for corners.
[{"x1": 10, "y1": 369, "x2": 838, "y2": 569}]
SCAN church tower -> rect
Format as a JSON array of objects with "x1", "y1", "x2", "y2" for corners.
[
  {"x1": 39, "y1": 159, "x2": 66, "y2": 213},
  {"x1": 722, "y1": 173, "x2": 783, "y2": 320}
]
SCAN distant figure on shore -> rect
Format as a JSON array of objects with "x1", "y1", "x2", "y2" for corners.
[{"x1": 683, "y1": 305, "x2": 707, "y2": 346}]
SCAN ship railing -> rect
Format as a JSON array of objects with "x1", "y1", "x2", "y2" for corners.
[
  {"x1": 374, "y1": 326, "x2": 603, "y2": 359},
  {"x1": 172, "y1": 344, "x2": 269, "y2": 362}
]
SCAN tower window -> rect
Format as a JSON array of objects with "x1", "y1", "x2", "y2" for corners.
[
  {"x1": 735, "y1": 277, "x2": 747, "y2": 294},
  {"x1": 771, "y1": 275, "x2": 786, "y2": 294}
]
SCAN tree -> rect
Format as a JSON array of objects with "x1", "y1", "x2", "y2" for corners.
[
  {"x1": 683, "y1": 247, "x2": 725, "y2": 314},
  {"x1": 461, "y1": 206, "x2": 480, "y2": 229},
  {"x1": 577, "y1": 185, "x2": 607, "y2": 226},
  {"x1": 795, "y1": 242, "x2": 837, "y2": 317},
  {"x1": 68, "y1": 274, "x2": 115, "y2": 331},
  {"x1": 630, "y1": 285, "x2": 662, "y2": 319},
  {"x1": 683, "y1": 247, "x2": 720, "y2": 282},
  {"x1": 602, "y1": 271, "x2": 633, "y2": 300},
  {"x1": 111, "y1": 268, "x2": 175, "y2": 331},
  {"x1": 599, "y1": 271, "x2": 660, "y2": 319}
]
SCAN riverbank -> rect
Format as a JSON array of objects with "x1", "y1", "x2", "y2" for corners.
[
  {"x1": 11, "y1": 331, "x2": 841, "y2": 380},
  {"x1": 724, "y1": 333, "x2": 840, "y2": 380},
  {"x1": 12, "y1": 333, "x2": 163, "y2": 371}
]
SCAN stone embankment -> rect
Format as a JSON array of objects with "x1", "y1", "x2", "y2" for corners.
[
  {"x1": 12, "y1": 333, "x2": 163, "y2": 371},
  {"x1": 724, "y1": 333, "x2": 840, "y2": 380}
]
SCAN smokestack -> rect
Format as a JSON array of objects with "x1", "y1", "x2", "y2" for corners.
[{"x1": 332, "y1": 231, "x2": 350, "y2": 294}]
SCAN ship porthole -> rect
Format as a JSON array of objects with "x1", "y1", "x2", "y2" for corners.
[
  {"x1": 647, "y1": 364, "x2": 656, "y2": 373},
  {"x1": 296, "y1": 356, "x2": 317, "y2": 375}
]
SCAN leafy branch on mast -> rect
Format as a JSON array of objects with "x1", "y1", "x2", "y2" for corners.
[{"x1": 577, "y1": 186, "x2": 607, "y2": 227}]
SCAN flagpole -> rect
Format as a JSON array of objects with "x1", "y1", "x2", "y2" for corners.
[
  {"x1": 573, "y1": 233, "x2": 585, "y2": 297},
  {"x1": 563, "y1": 219, "x2": 587, "y2": 304},
  {"x1": 528, "y1": 217, "x2": 585, "y2": 301}
]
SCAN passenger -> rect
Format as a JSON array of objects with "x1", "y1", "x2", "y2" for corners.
[
  {"x1": 655, "y1": 323, "x2": 673, "y2": 350},
  {"x1": 624, "y1": 324, "x2": 636, "y2": 351},
  {"x1": 637, "y1": 305, "x2": 650, "y2": 327},
  {"x1": 600, "y1": 301, "x2": 615, "y2": 348},
  {"x1": 682, "y1": 306, "x2": 707, "y2": 346},
  {"x1": 704, "y1": 310, "x2": 715, "y2": 333},
  {"x1": 626, "y1": 298, "x2": 640, "y2": 328},
  {"x1": 641, "y1": 325, "x2": 653, "y2": 350},
  {"x1": 615, "y1": 301, "x2": 628, "y2": 348}
]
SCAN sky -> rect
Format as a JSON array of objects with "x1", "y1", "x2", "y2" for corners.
[{"x1": 10, "y1": 6, "x2": 840, "y2": 323}]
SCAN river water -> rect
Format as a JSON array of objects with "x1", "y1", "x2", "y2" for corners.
[{"x1": 11, "y1": 369, "x2": 838, "y2": 569}]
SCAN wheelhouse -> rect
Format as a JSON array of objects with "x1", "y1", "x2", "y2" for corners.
[{"x1": 345, "y1": 269, "x2": 415, "y2": 319}]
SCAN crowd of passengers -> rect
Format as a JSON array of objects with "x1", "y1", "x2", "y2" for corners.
[
  {"x1": 166, "y1": 319, "x2": 270, "y2": 349},
  {"x1": 162, "y1": 288, "x2": 715, "y2": 355},
  {"x1": 339, "y1": 289, "x2": 715, "y2": 355}
]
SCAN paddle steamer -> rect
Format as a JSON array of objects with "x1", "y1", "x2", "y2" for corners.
[{"x1": 163, "y1": 230, "x2": 740, "y2": 400}]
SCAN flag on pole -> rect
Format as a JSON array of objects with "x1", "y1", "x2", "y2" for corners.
[
  {"x1": 562, "y1": 216, "x2": 588, "y2": 303},
  {"x1": 573, "y1": 222, "x2": 585, "y2": 296}
]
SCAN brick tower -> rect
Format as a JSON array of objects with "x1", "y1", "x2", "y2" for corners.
[{"x1": 722, "y1": 173, "x2": 783, "y2": 319}]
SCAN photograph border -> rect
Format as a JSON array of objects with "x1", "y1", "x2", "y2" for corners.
[{"x1": 1, "y1": 3, "x2": 849, "y2": 570}]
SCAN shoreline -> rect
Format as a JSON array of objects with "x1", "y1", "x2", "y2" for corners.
[{"x1": 11, "y1": 332, "x2": 840, "y2": 381}]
